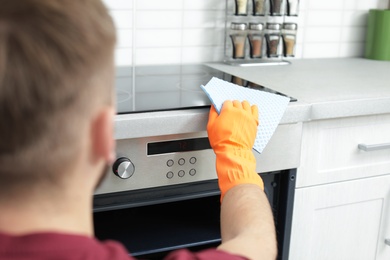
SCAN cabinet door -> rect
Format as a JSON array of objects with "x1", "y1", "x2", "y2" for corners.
[{"x1": 289, "y1": 174, "x2": 390, "y2": 260}]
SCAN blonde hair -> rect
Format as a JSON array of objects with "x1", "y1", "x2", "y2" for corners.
[{"x1": 0, "y1": 0, "x2": 116, "y2": 189}]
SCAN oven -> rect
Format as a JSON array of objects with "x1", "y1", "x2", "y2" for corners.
[{"x1": 93, "y1": 65, "x2": 301, "y2": 259}]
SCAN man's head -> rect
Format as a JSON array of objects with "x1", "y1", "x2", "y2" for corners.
[{"x1": 0, "y1": 0, "x2": 116, "y2": 198}]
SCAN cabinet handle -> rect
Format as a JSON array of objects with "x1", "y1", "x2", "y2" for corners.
[
  {"x1": 386, "y1": 239, "x2": 390, "y2": 246},
  {"x1": 357, "y1": 143, "x2": 390, "y2": 152}
]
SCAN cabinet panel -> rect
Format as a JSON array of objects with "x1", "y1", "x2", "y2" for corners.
[
  {"x1": 298, "y1": 114, "x2": 390, "y2": 187},
  {"x1": 289, "y1": 175, "x2": 390, "y2": 260},
  {"x1": 311, "y1": 199, "x2": 382, "y2": 259}
]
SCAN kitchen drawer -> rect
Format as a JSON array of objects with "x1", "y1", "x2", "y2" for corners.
[{"x1": 297, "y1": 114, "x2": 390, "y2": 187}]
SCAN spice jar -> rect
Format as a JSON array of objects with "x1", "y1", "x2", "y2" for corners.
[
  {"x1": 287, "y1": 0, "x2": 299, "y2": 16},
  {"x1": 231, "y1": 76, "x2": 246, "y2": 86},
  {"x1": 230, "y1": 23, "x2": 247, "y2": 59},
  {"x1": 248, "y1": 23, "x2": 264, "y2": 58},
  {"x1": 265, "y1": 23, "x2": 281, "y2": 57},
  {"x1": 270, "y1": 0, "x2": 285, "y2": 16},
  {"x1": 252, "y1": 0, "x2": 266, "y2": 16},
  {"x1": 235, "y1": 0, "x2": 248, "y2": 16},
  {"x1": 282, "y1": 23, "x2": 297, "y2": 57}
]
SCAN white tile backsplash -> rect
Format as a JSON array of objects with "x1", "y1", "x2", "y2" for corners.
[
  {"x1": 181, "y1": 46, "x2": 224, "y2": 63},
  {"x1": 136, "y1": 29, "x2": 182, "y2": 47},
  {"x1": 342, "y1": 11, "x2": 368, "y2": 26},
  {"x1": 340, "y1": 27, "x2": 366, "y2": 42},
  {"x1": 295, "y1": 43, "x2": 304, "y2": 57},
  {"x1": 136, "y1": 11, "x2": 183, "y2": 28},
  {"x1": 308, "y1": 0, "x2": 344, "y2": 10},
  {"x1": 304, "y1": 27, "x2": 342, "y2": 43},
  {"x1": 297, "y1": 0, "x2": 384, "y2": 59},
  {"x1": 356, "y1": 0, "x2": 388, "y2": 10},
  {"x1": 110, "y1": 10, "x2": 133, "y2": 28},
  {"x1": 302, "y1": 43, "x2": 340, "y2": 58},
  {"x1": 102, "y1": 0, "x2": 133, "y2": 10},
  {"x1": 106, "y1": 0, "x2": 386, "y2": 65},
  {"x1": 135, "y1": 47, "x2": 182, "y2": 65},
  {"x1": 306, "y1": 11, "x2": 343, "y2": 26},
  {"x1": 296, "y1": 28, "x2": 305, "y2": 44},
  {"x1": 182, "y1": 28, "x2": 224, "y2": 46},
  {"x1": 136, "y1": 0, "x2": 183, "y2": 10},
  {"x1": 115, "y1": 48, "x2": 133, "y2": 66},
  {"x1": 183, "y1": 0, "x2": 225, "y2": 10},
  {"x1": 117, "y1": 29, "x2": 133, "y2": 48},
  {"x1": 339, "y1": 42, "x2": 365, "y2": 57},
  {"x1": 182, "y1": 10, "x2": 225, "y2": 28}
]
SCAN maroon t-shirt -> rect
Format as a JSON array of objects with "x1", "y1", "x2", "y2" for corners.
[{"x1": 0, "y1": 232, "x2": 247, "y2": 260}]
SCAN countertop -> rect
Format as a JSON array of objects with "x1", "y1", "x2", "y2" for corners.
[
  {"x1": 115, "y1": 58, "x2": 390, "y2": 140},
  {"x1": 207, "y1": 58, "x2": 390, "y2": 121}
]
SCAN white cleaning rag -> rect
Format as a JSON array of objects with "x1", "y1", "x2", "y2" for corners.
[{"x1": 200, "y1": 77, "x2": 289, "y2": 154}]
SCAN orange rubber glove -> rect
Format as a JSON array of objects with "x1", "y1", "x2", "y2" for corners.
[{"x1": 207, "y1": 100, "x2": 264, "y2": 202}]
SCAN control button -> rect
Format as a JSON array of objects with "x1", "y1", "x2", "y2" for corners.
[
  {"x1": 112, "y1": 157, "x2": 135, "y2": 179},
  {"x1": 178, "y1": 170, "x2": 185, "y2": 177},
  {"x1": 167, "y1": 159, "x2": 174, "y2": 167},
  {"x1": 166, "y1": 171, "x2": 174, "y2": 179},
  {"x1": 178, "y1": 158, "x2": 185, "y2": 166},
  {"x1": 189, "y1": 169, "x2": 196, "y2": 176},
  {"x1": 189, "y1": 157, "x2": 197, "y2": 164}
]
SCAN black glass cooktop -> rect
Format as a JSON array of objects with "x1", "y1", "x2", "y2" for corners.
[{"x1": 115, "y1": 65, "x2": 296, "y2": 114}]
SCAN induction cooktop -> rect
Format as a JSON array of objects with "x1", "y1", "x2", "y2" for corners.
[{"x1": 115, "y1": 64, "x2": 296, "y2": 114}]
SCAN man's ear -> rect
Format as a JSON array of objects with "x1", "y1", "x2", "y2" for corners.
[{"x1": 90, "y1": 106, "x2": 116, "y2": 164}]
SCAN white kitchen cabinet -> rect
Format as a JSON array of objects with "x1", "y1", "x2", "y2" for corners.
[
  {"x1": 289, "y1": 174, "x2": 390, "y2": 260},
  {"x1": 290, "y1": 114, "x2": 390, "y2": 259}
]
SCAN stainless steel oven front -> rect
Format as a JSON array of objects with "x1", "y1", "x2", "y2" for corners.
[{"x1": 93, "y1": 108, "x2": 302, "y2": 259}]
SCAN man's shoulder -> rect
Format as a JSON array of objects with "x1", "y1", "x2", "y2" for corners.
[
  {"x1": 0, "y1": 232, "x2": 133, "y2": 260},
  {"x1": 0, "y1": 232, "x2": 247, "y2": 260}
]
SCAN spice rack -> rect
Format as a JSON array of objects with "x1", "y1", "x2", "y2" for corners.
[{"x1": 224, "y1": 0, "x2": 299, "y2": 66}]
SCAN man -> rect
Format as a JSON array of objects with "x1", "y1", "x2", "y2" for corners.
[{"x1": 0, "y1": 0, "x2": 277, "y2": 259}]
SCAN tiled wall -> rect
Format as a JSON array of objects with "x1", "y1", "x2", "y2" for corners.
[
  {"x1": 103, "y1": 0, "x2": 225, "y2": 66},
  {"x1": 298, "y1": 0, "x2": 389, "y2": 58},
  {"x1": 103, "y1": 0, "x2": 389, "y2": 66}
]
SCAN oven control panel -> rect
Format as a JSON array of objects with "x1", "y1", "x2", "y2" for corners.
[{"x1": 94, "y1": 132, "x2": 217, "y2": 195}]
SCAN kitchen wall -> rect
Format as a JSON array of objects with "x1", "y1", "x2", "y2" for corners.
[
  {"x1": 103, "y1": 0, "x2": 389, "y2": 66},
  {"x1": 298, "y1": 0, "x2": 389, "y2": 58}
]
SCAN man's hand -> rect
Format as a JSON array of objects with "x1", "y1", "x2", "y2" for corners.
[
  {"x1": 207, "y1": 100, "x2": 264, "y2": 201},
  {"x1": 207, "y1": 100, "x2": 258, "y2": 151}
]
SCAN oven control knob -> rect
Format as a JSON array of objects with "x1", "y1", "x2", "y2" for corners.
[{"x1": 112, "y1": 157, "x2": 135, "y2": 179}]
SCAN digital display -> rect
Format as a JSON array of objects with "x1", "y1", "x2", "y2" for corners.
[{"x1": 147, "y1": 137, "x2": 211, "y2": 155}]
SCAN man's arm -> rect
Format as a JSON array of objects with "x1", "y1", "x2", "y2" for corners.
[
  {"x1": 218, "y1": 185, "x2": 277, "y2": 260},
  {"x1": 207, "y1": 100, "x2": 277, "y2": 260}
]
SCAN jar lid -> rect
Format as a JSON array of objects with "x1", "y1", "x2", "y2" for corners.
[
  {"x1": 249, "y1": 23, "x2": 264, "y2": 30},
  {"x1": 283, "y1": 23, "x2": 298, "y2": 30},
  {"x1": 230, "y1": 23, "x2": 247, "y2": 30},
  {"x1": 266, "y1": 23, "x2": 281, "y2": 30}
]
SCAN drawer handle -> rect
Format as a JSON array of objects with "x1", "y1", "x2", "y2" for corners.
[
  {"x1": 358, "y1": 143, "x2": 390, "y2": 152},
  {"x1": 386, "y1": 239, "x2": 390, "y2": 246}
]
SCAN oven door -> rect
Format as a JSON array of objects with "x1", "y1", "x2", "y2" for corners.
[{"x1": 93, "y1": 169, "x2": 296, "y2": 260}]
